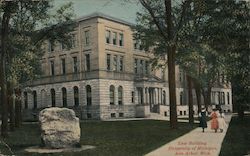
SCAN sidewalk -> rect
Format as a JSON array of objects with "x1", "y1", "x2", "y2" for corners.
[{"x1": 145, "y1": 114, "x2": 232, "y2": 156}]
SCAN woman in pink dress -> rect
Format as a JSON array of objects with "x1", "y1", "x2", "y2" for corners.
[{"x1": 210, "y1": 109, "x2": 219, "y2": 132}]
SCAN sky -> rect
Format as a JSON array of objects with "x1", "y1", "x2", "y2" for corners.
[{"x1": 54, "y1": 0, "x2": 142, "y2": 24}]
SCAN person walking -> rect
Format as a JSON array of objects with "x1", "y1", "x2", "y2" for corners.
[
  {"x1": 199, "y1": 107, "x2": 208, "y2": 133},
  {"x1": 218, "y1": 110, "x2": 227, "y2": 132},
  {"x1": 210, "y1": 109, "x2": 219, "y2": 132}
]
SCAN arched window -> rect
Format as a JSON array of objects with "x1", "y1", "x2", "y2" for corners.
[
  {"x1": 86, "y1": 85, "x2": 92, "y2": 105},
  {"x1": 33, "y1": 91, "x2": 37, "y2": 109},
  {"x1": 62, "y1": 87, "x2": 67, "y2": 107},
  {"x1": 180, "y1": 91, "x2": 183, "y2": 105},
  {"x1": 74, "y1": 86, "x2": 79, "y2": 106},
  {"x1": 118, "y1": 86, "x2": 123, "y2": 105},
  {"x1": 51, "y1": 89, "x2": 56, "y2": 107},
  {"x1": 110, "y1": 85, "x2": 115, "y2": 105},
  {"x1": 24, "y1": 91, "x2": 28, "y2": 109},
  {"x1": 163, "y1": 90, "x2": 166, "y2": 105}
]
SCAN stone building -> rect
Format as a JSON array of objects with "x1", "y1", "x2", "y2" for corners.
[{"x1": 22, "y1": 13, "x2": 232, "y2": 120}]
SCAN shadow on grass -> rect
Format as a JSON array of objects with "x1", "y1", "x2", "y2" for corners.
[
  {"x1": 1, "y1": 120, "x2": 197, "y2": 156},
  {"x1": 219, "y1": 114, "x2": 250, "y2": 156}
]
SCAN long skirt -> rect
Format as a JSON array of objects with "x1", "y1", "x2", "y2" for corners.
[
  {"x1": 211, "y1": 118, "x2": 219, "y2": 130},
  {"x1": 199, "y1": 117, "x2": 207, "y2": 128},
  {"x1": 218, "y1": 118, "x2": 227, "y2": 129}
]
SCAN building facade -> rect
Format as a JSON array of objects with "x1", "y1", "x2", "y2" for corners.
[{"x1": 22, "y1": 13, "x2": 232, "y2": 120}]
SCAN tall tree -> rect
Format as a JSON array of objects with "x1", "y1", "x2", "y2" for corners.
[
  {"x1": 0, "y1": 0, "x2": 75, "y2": 137},
  {"x1": 136, "y1": 0, "x2": 192, "y2": 128}
]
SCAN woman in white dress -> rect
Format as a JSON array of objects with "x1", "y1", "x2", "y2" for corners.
[{"x1": 217, "y1": 111, "x2": 227, "y2": 132}]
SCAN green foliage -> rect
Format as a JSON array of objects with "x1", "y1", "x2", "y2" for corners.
[
  {"x1": 1, "y1": 0, "x2": 76, "y2": 85},
  {"x1": 135, "y1": 0, "x2": 249, "y2": 109}
]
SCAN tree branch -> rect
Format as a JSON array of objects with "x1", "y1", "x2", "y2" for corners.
[
  {"x1": 173, "y1": 0, "x2": 192, "y2": 43},
  {"x1": 139, "y1": 0, "x2": 168, "y2": 41}
]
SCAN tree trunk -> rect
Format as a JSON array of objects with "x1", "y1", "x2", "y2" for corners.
[
  {"x1": 15, "y1": 89, "x2": 22, "y2": 128},
  {"x1": 165, "y1": 0, "x2": 178, "y2": 129},
  {"x1": 194, "y1": 80, "x2": 201, "y2": 113},
  {"x1": 202, "y1": 86, "x2": 212, "y2": 111},
  {"x1": 7, "y1": 83, "x2": 15, "y2": 131},
  {"x1": 1, "y1": 7, "x2": 11, "y2": 137},
  {"x1": 187, "y1": 75, "x2": 194, "y2": 124}
]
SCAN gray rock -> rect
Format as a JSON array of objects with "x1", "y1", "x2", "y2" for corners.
[{"x1": 39, "y1": 107, "x2": 80, "y2": 148}]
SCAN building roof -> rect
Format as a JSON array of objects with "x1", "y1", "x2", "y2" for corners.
[{"x1": 76, "y1": 12, "x2": 134, "y2": 26}]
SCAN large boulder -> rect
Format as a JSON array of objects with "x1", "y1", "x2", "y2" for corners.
[{"x1": 39, "y1": 107, "x2": 80, "y2": 148}]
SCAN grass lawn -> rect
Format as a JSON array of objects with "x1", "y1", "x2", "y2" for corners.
[
  {"x1": 0, "y1": 120, "x2": 196, "y2": 156},
  {"x1": 220, "y1": 114, "x2": 250, "y2": 156}
]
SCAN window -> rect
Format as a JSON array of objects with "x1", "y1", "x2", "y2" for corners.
[
  {"x1": 140, "y1": 60, "x2": 144, "y2": 74},
  {"x1": 163, "y1": 91, "x2": 166, "y2": 105},
  {"x1": 119, "y1": 113, "x2": 124, "y2": 117},
  {"x1": 119, "y1": 56, "x2": 123, "y2": 71},
  {"x1": 180, "y1": 111, "x2": 183, "y2": 116},
  {"x1": 84, "y1": 30, "x2": 90, "y2": 46},
  {"x1": 110, "y1": 85, "x2": 115, "y2": 105},
  {"x1": 74, "y1": 86, "x2": 79, "y2": 106},
  {"x1": 111, "y1": 113, "x2": 116, "y2": 118},
  {"x1": 107, "y1": 54, "x2": 111, "y2": 71},
  {"x1": 134, "y1": 40, "x2": 138, "y2": 50},
  {"x1": 87, "y1": 113, "x2": 92, "y2": 119},
  {"x1": 71, "y1": 34, "x2": 78, "y2": 48},
  {"x1": 131, "y1": 91, "x2": 134, "y2": 103},
  {"x1": 134, "y1": 59, "x2": 138, "y2": 74},
  {"x1": 86, "y1": 85, "x2": 92, "y2": 105},
  {"x1": 50, "y1": 60, "x2": 55, "y2": 76},
  {"x1": 134, "y1": 40, "x2": 142, "y2": 50},
  {"x1": 61, "y1": 42, "x2": 67, "y2": 50},
  {"x1": 227, "y1": 92, "x2": 230, "y2": 105},
  {"x1": 51, "y1": 89, "x2": 56, "y2": 107},
  {"x1": 145, "y1": 61, "x2": 149, "y2": 75},
  {"x1": 139, "y1": 41, "x2": 143, "y2": 50},
  {"x1": 119, "y1": 33, "x2": 124, "y2": 46},
  {"x1": 113, "y1": 55, "x2": 117, "y2": 71},
  {"x1": 48, "y1": 40, "x2": 54, "y2": 52},
  {"x1": 33, "y1": 91, "x2": 37, "y2": 109},
  {"x1": 61, "y1": 58, "x2": 66, "y2": 75},
  {"x1": 180, "y1": 91, "x2": 183, "y2": 105},
  {"x1": 73, "y1": 57, "x2": 78, "y2": 73},
  {"x1": 113, "y1": 32, "x2": 117, "y2": 45},
  {"x1": 24, "y1": 92, "x2": 28, "y2": 109},
  {"x1": 164, "y1": 111, "x2": 167, "y2": 116},
  {"x1": 106, "y1": 30, "x2": 111, "y2": 44},
  {"x1": 62, "y1": 87, "x2": 67, "y2": 107},
  {"x1": 118, "y1": 86, "x2": 123, "y2": 105},
  {"x1": 85, "y1": 54, "x2": 90, "y2": 71}
]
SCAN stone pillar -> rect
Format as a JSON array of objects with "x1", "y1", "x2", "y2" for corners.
[
  {"x1": 160, "y1": 88, "x2": 162, "y2": 105},
  {"x1": 134, "y1": 87, "x2": 138, "y2": 105},
  {"x1": 146, "y1": 87, "x2": 149, "y2": 105},
  {"x1": 156, "y1": 88, "x2": 159, "y2": 104},
  {"x1": 142, "y1": 88, "x2": 144, "y2": 104},
  {"x1": 143, "y1": 87, "x2": 147, "y2": 105},
  {"x1": 153, "y1": 88, "x2": 156, "y2": 104}
]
